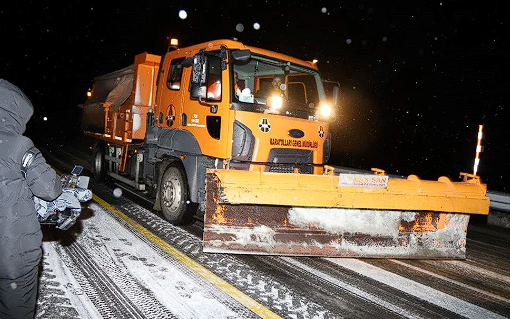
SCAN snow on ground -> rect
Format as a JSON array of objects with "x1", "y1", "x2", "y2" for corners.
[
  {"x1": 326, "y1": 258, "x2": 508, "y2": 319},
  {"x1": 488, "y1": 210, "x2": 510, "y2": 229},
  {"x1": 36, "y1": 202, "x2": 242, "y2": 319}
]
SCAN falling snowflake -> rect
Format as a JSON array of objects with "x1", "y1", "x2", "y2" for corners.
[
  {"x1": 346, "y1": 39, "x2": 352, "y2": 44},
  {"x1": 321, "y1": 7, "x2": 327, "y2": 13},
  {"x1": 178, "y1": 10, "x2": 187, "y2": 19},
  {"x1": 236, "y1": 23, "x2": 244, "y2": 32},
  {"x1": 253, "y1": 22, "x2": 260, "y2": 30},
  {"x1": 382, "y1": 37, "x2": 388, "y2": 42},
  {"x1": 113, "y1": 188, "x2": 123, "y2": 198}
]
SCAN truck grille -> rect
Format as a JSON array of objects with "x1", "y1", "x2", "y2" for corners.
[
  {"x1": 265, "y1": 149, "x2": 313, "y2": 174},
  {"x1": 267, "y1": 165, "x2": 313, "y2": 174}
]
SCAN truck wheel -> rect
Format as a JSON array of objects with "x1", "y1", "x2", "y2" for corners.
[
  {"x1": 159, "y1": 165, "x2": 195, "y2": 224},
  {"x1": 92, "y1": 143, "x2": 106, "y2": 182}
]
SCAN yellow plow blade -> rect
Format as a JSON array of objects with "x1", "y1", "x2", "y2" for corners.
[{"x1": 203, "y1": 169, "x2": 490, "y2": 259}]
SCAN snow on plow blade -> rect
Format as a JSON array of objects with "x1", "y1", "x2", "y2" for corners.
[{"x1": 203, "y1": 169, "x2": 490, "y2": 259}]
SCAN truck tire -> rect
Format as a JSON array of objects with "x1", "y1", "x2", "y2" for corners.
[
  {"x1": 159, "y1": 165, "x2": 196, "y2": 224},
  {"x1": 92, "y1": 143, "x2": 106, "y2": 182}
]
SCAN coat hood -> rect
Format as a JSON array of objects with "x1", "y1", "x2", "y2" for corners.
[{"x1": 0, "y1": 79, "x2": 34, "y2": 134}]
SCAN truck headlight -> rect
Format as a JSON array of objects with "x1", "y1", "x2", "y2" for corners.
[
  {"x1": 269, "y1": 95, "x2": 283, "y2": 110},
  {"x1": 319, "y1": 102, "x2": 332, "y2": 118}
]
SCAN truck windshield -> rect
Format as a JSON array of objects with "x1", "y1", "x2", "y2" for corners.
[{"x1": 231, "y1": 54, "x2": 326, "y2": 119}]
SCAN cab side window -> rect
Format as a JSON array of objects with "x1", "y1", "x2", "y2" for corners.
[
  {"x1": 167, "y1": 57, "x2": 185, "y2": 90},
  {"x1": 206, "y1": 54, "x2": 222, "y2": 101}
]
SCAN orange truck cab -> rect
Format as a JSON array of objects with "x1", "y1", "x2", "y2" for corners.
[{"x1": 81, "y1": 39, "x2": 339, "y2": 224}]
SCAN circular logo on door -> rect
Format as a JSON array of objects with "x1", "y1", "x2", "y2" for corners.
[
  {"x1": 318, "y1": 125, "x2": 325, "y2": 138},
  {"x1": 258, "y1": 118, "x2": 271, "y2": 133}
]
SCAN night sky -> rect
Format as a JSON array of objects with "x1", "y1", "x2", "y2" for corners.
[{"x1": 2, "y1": 1, "x2": 509, "y2": 192}]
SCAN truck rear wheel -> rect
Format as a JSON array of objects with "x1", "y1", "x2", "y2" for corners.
[
  {"x1": 159, "y1": 165, "x2": 195, "y2": 224},
  {"x1": 92, "y1": 143, "x2": 106, "y2": 182}
]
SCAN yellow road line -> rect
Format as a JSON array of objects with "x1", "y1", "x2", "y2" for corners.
[
  {"x1": 92, "y1": 195, "x2": 281, "y2": 318},
  {"x1": 52, "y1": 166, "x2": 281, "y2": 317}
]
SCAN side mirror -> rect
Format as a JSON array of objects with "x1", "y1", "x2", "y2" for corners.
[
  {"x1": 231, "y1": 50, "x2": 251, "y2": 63},
  {"x1": 190, "y1": 54, "x2": 207, "y2": 85},
  {"x1": 189, "y1": 54, "x2": 207, "y2": 99},
  {"x1": 332, "y1": 85, "x2": 340, "y2": 106},
  {"x1": 187, "y1": 53, "x2": 220, "y2": 113},
  {"x1": 323, "y1": 80, "x2": 341, "y2": 106}
]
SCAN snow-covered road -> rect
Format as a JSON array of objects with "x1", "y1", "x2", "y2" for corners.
[
  {"x1": 34, "y1": 145, "x2": 510, "y2": 318},
  {"x1": 35, "y1": 187, "x2": 510, "y2": 319},
  {"x1": 37, "y1": 201, "x2": 248, "y2": 319}
]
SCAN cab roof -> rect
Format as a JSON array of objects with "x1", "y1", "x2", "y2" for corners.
[{"x1": 173, "y1": 39, "x2": 319, "y2": 71}]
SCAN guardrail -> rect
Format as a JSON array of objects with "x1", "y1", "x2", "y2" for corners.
[{"x1": 487, "y1": 191, "x2": 510, "y2": 213}]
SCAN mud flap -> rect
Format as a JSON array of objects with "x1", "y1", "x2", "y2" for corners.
[{"x1": 203, "y1": 170, "x2": 488, "y2": 259}]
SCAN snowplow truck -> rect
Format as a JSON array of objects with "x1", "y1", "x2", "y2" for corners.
[{"x1": 80, "y1": 39, "x2": 489, "y2": 259}]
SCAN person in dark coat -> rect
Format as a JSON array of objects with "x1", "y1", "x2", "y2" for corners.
[
  {"x1": 0, "y1": 79, "x2": 62, "y2": 318},
  {"x1": 255, "y1": 75, "x2": 284, "y2": 99}
]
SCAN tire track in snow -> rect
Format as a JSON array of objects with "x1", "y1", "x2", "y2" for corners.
[
  {"x1": 37, "y1": 240, "x2": 84, "y2": 319},
  {"x1": 274, "y1": 257, "x2": 460, "y2": 319},
  {"x1": 361, "y1": 259, "x2": 510, "y2": 317},
  {"x1": 326, "y1": 258, "x2": 507, "y2": 319},
  {"x1": 98, "y1": 185, "x2": 334, "y2": 318},
  {"x1": 281, "y1": 257, "x2": 422, "y2": 319},
  {"x1": 389, "y1": 259, "x2": 510, "y2": 304},
  {"x1": 422, "y1": 259, "x2": 510, "y2": 287},
  {"x1": 52, "y1": 236, "x2": 151, "y2": 319},
  {"x1": 90, "y1": 202, "x2": 259, "y2": 319},
  {"x1": 65, "y1": 202, "x2": 247, "y2": 319}
]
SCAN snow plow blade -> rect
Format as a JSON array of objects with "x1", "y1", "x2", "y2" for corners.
[{"x1": 203, "y1": 169, "x2": 490, "y2": 259}]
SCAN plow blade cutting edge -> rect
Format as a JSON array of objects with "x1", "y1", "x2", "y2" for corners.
[{"x1": 203, "y1": 169, "x2": 490, "y2": 259}]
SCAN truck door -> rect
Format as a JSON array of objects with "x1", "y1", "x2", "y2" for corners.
[
  {"x1": 181, "y1": 51, "x2": 230, "y2": 159},
  {"x1": 155, "y1": 56, "x2": 186, "y2": 128}
]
